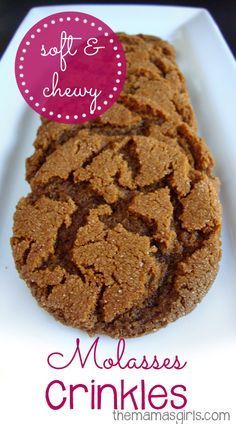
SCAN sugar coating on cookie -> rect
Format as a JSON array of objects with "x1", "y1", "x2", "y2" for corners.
[{"x1": 11, "y1": 34, "x2": 222, "y2": 338}]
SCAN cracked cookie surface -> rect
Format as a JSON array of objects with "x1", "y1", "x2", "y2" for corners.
[{"x1": 11, "y1": 33, "x2": 222, "y2": 338}]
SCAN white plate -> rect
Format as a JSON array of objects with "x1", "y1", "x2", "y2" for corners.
[{"x1": 0, "y1": 5, "x2": 235, "y2": 424}]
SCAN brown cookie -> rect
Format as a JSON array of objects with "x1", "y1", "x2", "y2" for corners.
[{"x1": 11, "y1": 34, "x2": 222, "y2": 338}]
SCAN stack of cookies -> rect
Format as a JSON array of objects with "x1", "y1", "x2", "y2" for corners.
[{"x1": 11, "y1": 34, "x2": 222, "y2": 338}]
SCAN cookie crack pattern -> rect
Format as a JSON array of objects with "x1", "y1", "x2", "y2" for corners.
[{"x1": 26, "y1": 123, "x2": 82, "y2": 182}]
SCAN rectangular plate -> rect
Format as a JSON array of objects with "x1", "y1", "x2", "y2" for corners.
[{"x1": 0, "y1": 5, "x2": 235, "y2": 423}]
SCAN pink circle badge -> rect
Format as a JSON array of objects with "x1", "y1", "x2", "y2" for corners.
[{"x1": 15, "y1": 11, "x2": 126, "y2": 124}]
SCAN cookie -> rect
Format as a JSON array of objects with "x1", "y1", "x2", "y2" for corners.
[{"x1": 11, "y1": 34, "x2": 222, "y2": 338}]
